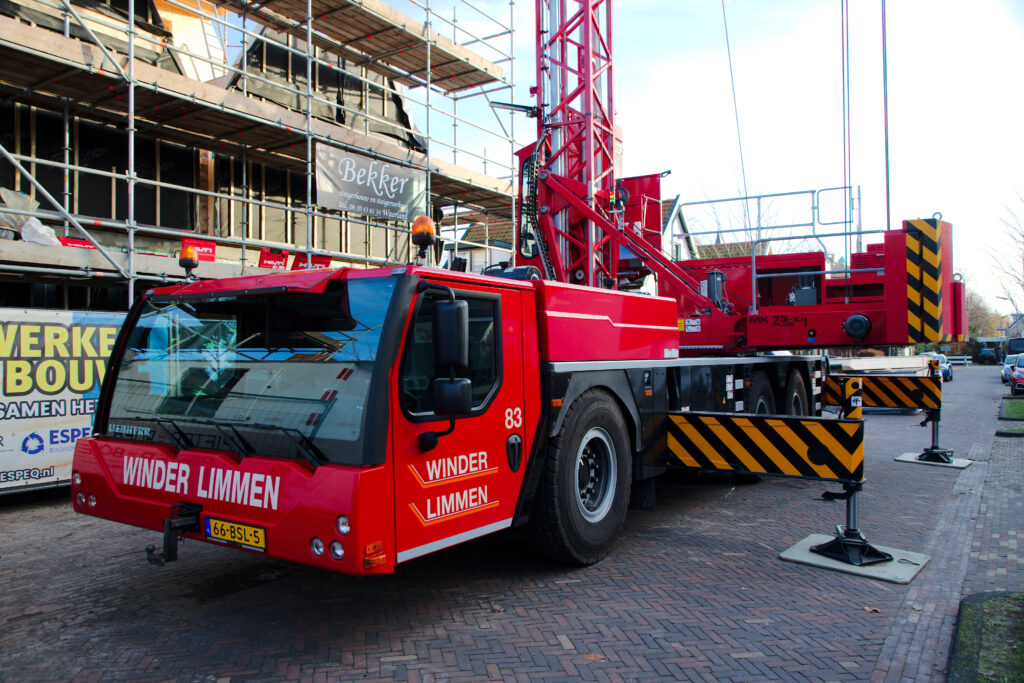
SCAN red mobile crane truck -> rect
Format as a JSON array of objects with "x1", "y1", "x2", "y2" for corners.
[
  {"x1": 70, "y1": 0, "x2": 966, "y2": 574},
  {"x1": 73, "y1": 260, "x2": 839, "y2": 573}
]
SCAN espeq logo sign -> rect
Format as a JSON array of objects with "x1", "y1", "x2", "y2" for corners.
[{"x1": 21, "y1": 432, "x2": 45, "y2": 455}]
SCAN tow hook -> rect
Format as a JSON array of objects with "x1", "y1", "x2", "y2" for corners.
[{"x1": 146, "y1": 503, "x2": 202, "y2": 567}]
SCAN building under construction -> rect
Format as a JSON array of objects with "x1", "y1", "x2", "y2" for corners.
[{"x1": 0, "y1": 0, "x2": 518, "y2": 311}]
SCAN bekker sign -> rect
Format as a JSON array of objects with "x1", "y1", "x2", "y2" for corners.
[{"x1": 315, "y1": 143, "x2": 426, "y2": 221}]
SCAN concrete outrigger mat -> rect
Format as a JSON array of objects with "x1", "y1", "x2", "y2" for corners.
[
  {"x1": 895, "y1": 452, "x2": 972, "y2": 468},
  {"x1": 779, "y1": 533, "x2": 930, "y2": 584}
]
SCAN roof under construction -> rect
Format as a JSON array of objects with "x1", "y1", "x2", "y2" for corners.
[{"x1": 214, "y1": 0, "x2": 505, "y2": 93}]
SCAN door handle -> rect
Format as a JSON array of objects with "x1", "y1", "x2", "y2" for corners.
[{"x1": 506, "y1": 434, "x2": 523, "y2": 472}]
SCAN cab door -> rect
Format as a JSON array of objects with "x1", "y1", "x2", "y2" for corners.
[{"x1": 392, "y1": 281, "x2": 527, "y2": 564}]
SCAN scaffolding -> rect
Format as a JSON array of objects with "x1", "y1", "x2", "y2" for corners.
[{"x1": 0, "y1": 0, "x2": 519, "y2": 309}]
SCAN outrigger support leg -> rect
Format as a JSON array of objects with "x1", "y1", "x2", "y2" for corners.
[
  {"x1": 146, "y1": 503, "x2": 202, "y2": 567},
  {"x1": 811, "y1": 483, "x2": 893, "y2": 566},
  {"x1": 917, "y1": 409, "x2": 954, "y2": 464}
]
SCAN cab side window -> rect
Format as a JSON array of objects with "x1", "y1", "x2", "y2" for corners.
[{"x1": 399, "y1": 293, "x2": 501, "y2": 415}]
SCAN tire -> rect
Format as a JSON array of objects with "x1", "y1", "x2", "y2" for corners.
[
  {"x1": 530, "y1": 390, "x2": 631, "y2": 565},
  {"x1": 783, "y1": 369, "x2": 809, "y2": 416},
  {"x1": 748, "y1": 372, "x2": 776, "y2": 415}
]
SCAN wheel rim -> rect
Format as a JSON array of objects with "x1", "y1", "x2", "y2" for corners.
[
  {"x1": 574, "y1": 427, "x2": 617, "y2": 523},
  {"x1": 789, "y1": 391, "x2": 804, "y2": 415},
  {"x1": 754, "y1": 395, "x2": 772, "y2": 415}
]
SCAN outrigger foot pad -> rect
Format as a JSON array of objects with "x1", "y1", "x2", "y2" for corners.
[
  {"x1": 918, "y1": 447, "x2": 954, "y2": 464},
  {"x1": 811, "y1": 525, "x2": 893, "y2": 566},
  {"x1": 145, "y1": 503, "x2": 202, "y2": 567}
]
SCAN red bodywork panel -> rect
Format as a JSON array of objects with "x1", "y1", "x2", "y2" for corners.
[
  {"x1": 73, "y1": 438, "x2": 397, "y2": 574},
  {"x1": 533, "y1": 280, "x2": 679, "y2": 361},
  {"x1": 389, "y1": 272, "x2": 537, "y2": 564},
  {"x1": 149, "y1": 265, "x2": 348, "y2": 298},
  {"x1": 661, "y1": 221, "x2": 963, "y2": 351},
  {"x1": 951, "y1": 279, "x2": 968, "y2": 341}
]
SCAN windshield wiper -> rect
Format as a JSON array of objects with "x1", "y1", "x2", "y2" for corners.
[
  {"x1": 251, "y1": 423, "x2": 327, "y2": 470},
  {"x1": 153, "y1": 418, "x2": 194, "y2": 450},
  {"x1": 221, "y1": 423, "x2": 255, "y2": 459},
  {"x1": 115, "y1": 416, "x2": 325, "y2": 468},
  {"x1": 144, "y1": 416, "x2": 252, "y2": 459}
]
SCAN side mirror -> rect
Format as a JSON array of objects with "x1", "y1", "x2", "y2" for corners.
[
  {"x1": 433, "y1": 299, "x2": 468, "y2": 371},
  {"x1": 432, "y1": 378, "x2": 472, "y2": 416},
  {"x1": 416, "y1": 288, "x2": 473, "y2": 452},
  {"x1": 418, "y1": 380, "x2": 472, "y2": 452}
]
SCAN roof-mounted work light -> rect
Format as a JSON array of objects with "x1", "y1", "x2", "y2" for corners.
[
  {"x1": 411, "y1": 215, "x2": 436, "y2": 265},
  {"x1": 179, "y1": 244, "x2": 200, "y2": 279}
]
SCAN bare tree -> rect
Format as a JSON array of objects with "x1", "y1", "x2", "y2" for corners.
[
  {"x1": 987, "y1": 198, "x2": 1024, "y2": 299},
  {"x1": 964, "y1": 286, "x2": 1002, "y2": 337}
]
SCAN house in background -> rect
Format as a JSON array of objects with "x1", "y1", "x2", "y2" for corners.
[{"x1": 441, "y1": 216, "x2": 513, "y2": 273}]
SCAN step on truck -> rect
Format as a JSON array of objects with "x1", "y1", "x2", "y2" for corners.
[{"x1": 71, "y1": 261, "x2": 828, "y2": 574}]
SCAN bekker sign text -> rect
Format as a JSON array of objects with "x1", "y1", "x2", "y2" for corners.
[{"x1": 315, "y1": 143, "x2": 426, "y2": 221}]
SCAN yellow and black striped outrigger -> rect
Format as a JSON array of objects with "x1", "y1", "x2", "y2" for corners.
[
  {"x1": 658, "y1": 380, "x2": 890, "y2": 565},
  {"x1": 905, "y1": 218, "x2": 948, "y2": 344},
  {"x1": 664, "y1": 413, "x2": 864, "y2": 484},
  {"x1": 824, "y1": 360, "x2": 954, "y2": 464},
  {"x1": 824, "y1": 374, "x2": 941, "y2": 411}
]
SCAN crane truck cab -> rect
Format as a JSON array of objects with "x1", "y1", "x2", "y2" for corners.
[{"x1": 72, "y1": 264, "x2": 697, "y2": 573}]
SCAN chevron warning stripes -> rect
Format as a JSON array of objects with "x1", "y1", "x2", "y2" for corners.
[
  {"x1": 906, "y1": 219, "x2": 944, "y2": 343},
  {"x1": 824, "y1": 375, "x2": 941, "y2": 410},
  {"x1": 665, "y1": 412, "x2": 864, "y2": 484},
  {"x1": 820, "y1": 376, "x2": 863, "y2": 418}
]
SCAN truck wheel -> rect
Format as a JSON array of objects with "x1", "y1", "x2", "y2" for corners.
[
  {"x1": 784, "y1": 369, "x2": 808, "y2": 416},
  {"x1": 531, "y1": 390, "x2": 631, "y2": 565},
  {"x1": 748, "y1": 372, "x2": 776, "y2": 415}
]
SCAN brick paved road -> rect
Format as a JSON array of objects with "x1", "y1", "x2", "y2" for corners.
[{"x1": 0, "y1": 366, "x2": 1014, "y2": 681}]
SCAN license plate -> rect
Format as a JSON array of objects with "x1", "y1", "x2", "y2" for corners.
[{"x1": 205, "y1": 517, "x2": 266, "y2": 552}]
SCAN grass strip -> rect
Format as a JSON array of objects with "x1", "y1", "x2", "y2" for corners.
[{"x1": 1004, "y1": 400, "x2": 1024, "y2": 419}]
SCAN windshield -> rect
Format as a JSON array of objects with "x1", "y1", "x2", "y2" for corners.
[{"x1": 105, "y1": 277, "x2": 396, "y2": 465}]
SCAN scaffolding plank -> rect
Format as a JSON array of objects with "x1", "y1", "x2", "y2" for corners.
[
  {"x1": 216, "y1": 0, "x2": 503, "y2": 92},
  {"x1": 0, "y1": 15, "x2": 512, "y2": 214}
]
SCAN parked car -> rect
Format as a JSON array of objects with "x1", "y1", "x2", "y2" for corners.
[
  {"x1": 1011, "y1": 356, "x2": 1024, "y2": 395},
  {"x1": 979, "y1": 347, "x2": 998, "y2": 364},
  {"x1": 1003, "y1": 355, "x2": 1020, "y2": 384},
  {"x1": 926, "y1": 352, "x2": 953, "y2": 382}
]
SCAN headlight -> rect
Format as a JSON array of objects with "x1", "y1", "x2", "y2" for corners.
[{"x1": 310, "y1": 537, "x2": 325, "y2": 556}]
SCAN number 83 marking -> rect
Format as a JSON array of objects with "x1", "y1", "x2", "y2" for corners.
[{"x1": 504, "y1": 407, "x2": 522, "y2": 429}]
